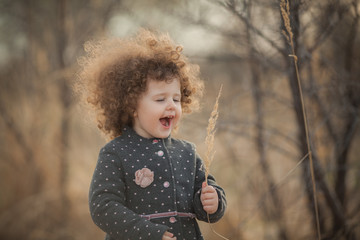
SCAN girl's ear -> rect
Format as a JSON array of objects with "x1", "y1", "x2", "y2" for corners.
[{"x1": 133, "y1": 110, "x2": 138, "y2": 118}]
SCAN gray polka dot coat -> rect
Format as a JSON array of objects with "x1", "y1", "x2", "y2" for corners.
[{"x1": 89, "y1": 127, "x2": 226, "y2": 240}]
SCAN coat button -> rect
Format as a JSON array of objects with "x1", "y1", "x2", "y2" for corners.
[
  {"x1": 169, "y1": 217, "x2": 176, "y2": 223},
  {"x1": 157, "y1": 150, "x2": 164, "y2": 156},
  {"x1": 163, "y1": 181, "x2": 170, "y2": 188},
  {"x1": 152, "y1": 139, "x2": 159, "y2": 144}
]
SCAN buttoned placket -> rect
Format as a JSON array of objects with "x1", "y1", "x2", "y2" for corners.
[{"x1": 161, "y1": 138, "x2": 184, "y2": 228}]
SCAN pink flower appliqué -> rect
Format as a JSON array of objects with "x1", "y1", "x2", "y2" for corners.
[{"x1": 134, "y1": 168, "x2": 154, "y2": 188}]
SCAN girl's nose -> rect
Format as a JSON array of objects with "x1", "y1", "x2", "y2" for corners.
[{"x1": 166, "y1": 99, "x2": 176, "y2": 110}]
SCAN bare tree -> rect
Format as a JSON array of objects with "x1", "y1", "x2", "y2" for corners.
[
  {"x1": 0, "y1": 0, "x2": 123, "y2": 239},
  {"x1": 165, "y1": 0, "x2": 360, "y2": 239}
]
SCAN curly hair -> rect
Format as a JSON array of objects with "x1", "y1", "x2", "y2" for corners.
[{"x1": 75, "y1": 29, "x2": 204, "y2": 139}]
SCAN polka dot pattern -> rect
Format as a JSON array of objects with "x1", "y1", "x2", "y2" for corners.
[{"x1": 89, "y1": 127, "x2": 226, "y2": 240}]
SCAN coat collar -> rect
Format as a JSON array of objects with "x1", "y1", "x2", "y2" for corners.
[{"x1": 121, "y1": 126, "x2": 172, "y2": 144}]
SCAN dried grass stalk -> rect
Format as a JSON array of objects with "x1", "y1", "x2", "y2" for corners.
[
  {"x1": 280, "y1": 1, "x2": 321, "y2": 239},
  {"x1": 204, "y1": 84, "x2": 223, "y2": 182},
  {"x1": 204, "y1": 84, "x2": 230, "y2": 240}
]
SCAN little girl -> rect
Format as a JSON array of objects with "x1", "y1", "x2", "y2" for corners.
[{"x1": 76, "y1": 29, "x2": 226, "y2": 240}]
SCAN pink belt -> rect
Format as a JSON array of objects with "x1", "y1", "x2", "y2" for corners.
[{"x1": 140, "y1": 211, "x2": 196, "y2": 220}]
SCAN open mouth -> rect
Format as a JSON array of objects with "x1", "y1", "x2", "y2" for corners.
[{"x1": 160, "y1": 116, "x2": 174, "y2": 127}]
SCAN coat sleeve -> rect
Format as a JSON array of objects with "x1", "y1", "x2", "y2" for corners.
[
  {"x1": 192, "y1": 148, "x2": 227, "y2": 223},
  {"x1": 89, "y1": 144, "x2": 169, "y2": 240}
]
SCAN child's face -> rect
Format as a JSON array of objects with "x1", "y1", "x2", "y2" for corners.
[{"x1": 133, "y1": 78, "x2": 182, "y2": 139}]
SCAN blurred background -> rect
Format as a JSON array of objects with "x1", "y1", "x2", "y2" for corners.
[{"x1": 0, "y1": 0, "x2": 359, "y2": 239}]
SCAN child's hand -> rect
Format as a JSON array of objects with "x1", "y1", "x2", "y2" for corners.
[
  {"x1": 200, "y1": 182, "x2": 219, "y2": 214},
  {"x1": 162, "y1": 231, "x2": 176, "y2": 240}
]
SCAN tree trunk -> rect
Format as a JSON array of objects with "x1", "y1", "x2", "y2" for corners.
[
  {"x1": 281, "y1": 0, "x2": 326, "y2": 237},
  {"x1": 56, "y1": 0, "x2": 71, "y2": 228},
  {"x1": 246, "y1": 1, "x2": 288, "y2": 239}
]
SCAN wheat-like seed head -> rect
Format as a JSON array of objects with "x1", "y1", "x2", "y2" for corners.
[
  {"x1": 204, "y1": 85, "x2": 223, "y2": 181},
  {"x1": 280, "y1": 0, "x2": 293, "y2": 45}
]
